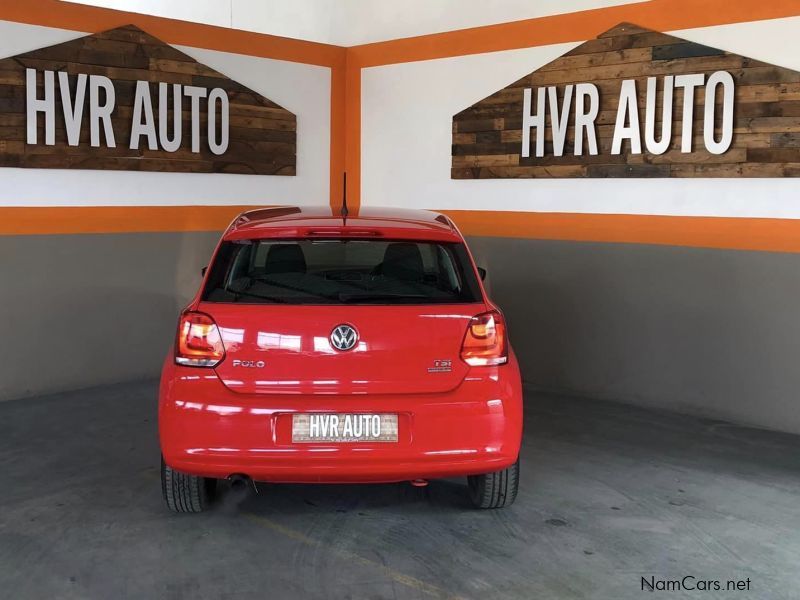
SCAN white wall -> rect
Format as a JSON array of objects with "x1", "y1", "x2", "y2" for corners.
[
  {"x1": 361, "y1": 17, "x2": 800, "y2": 219},
  {"x1": 62, "y1": 0, "x2": 341, "y2": 45},
  {"x1": 62, "y1": 0, "x2": 643, "y2": 45},
  {"x1": 332, "y1": 0, "x2": 644, "y2": 46},
  {"x1": 360, "y1": 15, "x2": 800, "y2": 434},
  {"x1": 0, "y1": 19, "x2": 330, "y2": 208}
]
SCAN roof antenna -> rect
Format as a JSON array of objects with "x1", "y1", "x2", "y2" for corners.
[{"x1": 341, "y1": 172, "x2": 349, "y2": 221}]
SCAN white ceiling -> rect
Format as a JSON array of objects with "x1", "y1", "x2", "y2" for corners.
[{"x1": 61, "y1": 0, "x2": 644, "y2": 46}]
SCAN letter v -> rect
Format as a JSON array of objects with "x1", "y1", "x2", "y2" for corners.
[
  {"x1": 58, "y1": 72, "x2": 87, "y2": 147},
  {"x1": 548, "y1": 85, "x2": 573, "y2": 157},
  {"x1": 319, "y1": 415, "x2": 329, "y2": 436}
]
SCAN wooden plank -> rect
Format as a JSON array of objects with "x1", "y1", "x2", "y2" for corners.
[
  {"x1": 736, "y1": 83, "x2": 800, "y2": 102},
  {"x1": 0, "y1": 154, "x2": 21, "y2": 167},
  {"x1": 452, "y1": 142, "x2": 519, "y2": 156},
  {"x1": 736, "y1": 67, "x2": 800, "y2": 86},
  {"x1": 564, "y1": 31, "x2": 679, "y2": 56},
  {"x1": 0, "y1": 24, "x2": 296, "y2": 176},
  {"x1": 0, "y1": 71, "x2": 24, "y2": 85},
  {"x1": 733, "y1": 132, "x2": 775, "y2": 148},
  {"x1": 530, "y1": 54, "x2": 746, "y2": 87},
  {"x1": 0, "y1": 98, "x2": 24, "y2": 112},
  {"x1": 191, "y1": 75, "x2": 251, "y2": 94},
  {"x1": 652, "y1": 42, "x2": 725, "y2": 61},
  {"x1": 735, "y1": 101, "x2": 800, "y2": 118},
  {"x1": 0, "y1": 140, "x2": 24, "y2": 154},
  {"x1": 451, "y1": 21, "x2": 800, "y2": 179},
  {"x1": 452, "y1": 154, "x2": 519, "y2": 167},
  {"x1": 94, "y1": 26, "x2": 168, "y2": 45},
  {"x1": 772, "y1": 133, "x2": 800, "y2": 148},
  {"x1": 19, "y1": 45, "x2": 152, "y2": 70},
  {"x1": 0, "y1": 114, "x2": 24, "y2": 127},
  {"x1": 538, "y1": 48, "x2": 652, "y2": 72},
  {"x1": 138, "y1": 158, "x2": 214, "y2": 173},
  {"x1": 475, "y1": 131, "x2": 502, "y2": 144},
  {"x1": 454, "y1": 118, "x2": 505, "y2": 133},
  {"x1": 747, "y1": 148, "x2": 800, "y2": 163},
  {"x1": 79, "y1": 36, "x2": 143, "y2": 55},
  {"x1": 452, "y1": 165, "x2": 587, "y2": 178},
  {"x1": 734, "y1": 117, "x2": 800, "y2": 133},
  {"x1": 586, "y1": 164, "x2": 671, "y2": 177},
  {"x1": 227, "y1": 127, "x2": 296, "y2": 143},
  {"x1": 453, "y1": 132, "x2": 476, "y2": 144},
  {"x1": 0, "y1": 127, "x2": 25, "y2": 141},
  {"x1": 647, "y1": 148, "x2": 747, "y2": 164},
  {"x1": 670, "y1": 163, "x2": 800, "y2": 177},
  {"x1": 149, "y1": 59, "x2": 221, "y2": 77},
  {"x1": 229, "y1": 115, "x2": 297, "y2": 131},
  {"x1": 228, "y1": 103, "x2": 296, "y2": 120},
  {"x1": 519, "y1": 152, "x2": 627, "y2": 166}
]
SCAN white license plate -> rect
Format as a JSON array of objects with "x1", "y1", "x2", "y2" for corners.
[{"x1": 292, "y1": 413, "x2": 398, "y2": 443}]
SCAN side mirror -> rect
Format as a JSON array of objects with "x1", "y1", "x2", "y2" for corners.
[
  {"x1": 201, "y1": 266, "x2": 208, "y2": 277},
  {"x1": 477, "y1": 267, "x2": 487, "y2": 281}
]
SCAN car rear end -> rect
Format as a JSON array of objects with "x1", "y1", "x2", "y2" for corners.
[{"x1": 159, "y1": 209, "x2": 523, "y2": 508}]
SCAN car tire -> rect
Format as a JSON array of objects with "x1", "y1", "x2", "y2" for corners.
[
  {"x1": 467, "y1": 458, "x2": 519, "y2": 509},
  {"x1": 161, "y1": 456, "x2": 216, "y2": 513}
]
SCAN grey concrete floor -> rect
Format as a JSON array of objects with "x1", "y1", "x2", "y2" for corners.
[{"x1": 1, "y1": 382, "x2": 799, "y2": 600}]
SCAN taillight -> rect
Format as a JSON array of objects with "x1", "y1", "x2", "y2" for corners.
[
  {"x1": 175, "y1": 311, "x2": 225, "y2": 367},
  {"x1": 461, "y1": 310, "x2": 508, "y2": 366}
]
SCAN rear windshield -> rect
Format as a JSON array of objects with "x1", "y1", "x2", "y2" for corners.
[{"x1": 202, "y1": 239, "x2": 482, "y2": 305}]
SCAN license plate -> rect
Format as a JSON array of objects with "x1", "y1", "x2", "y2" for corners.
[{"x1": 292, "y1": 413, "x2": 398, "y2": 443}]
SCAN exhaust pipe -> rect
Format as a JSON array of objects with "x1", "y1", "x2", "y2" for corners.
[
  {"x1": 410, "y1": 479, "x2": 429, "y2": 487},
  {"x1": 228, "y1": 473, "x2": 258, "y2": 494}
]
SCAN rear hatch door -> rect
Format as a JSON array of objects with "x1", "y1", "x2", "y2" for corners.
[{"x1": 205, "y1": 303, "x2": 483, "y2": 395}]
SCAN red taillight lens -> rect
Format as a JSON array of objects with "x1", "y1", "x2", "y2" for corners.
[
  {"x1": 461, "y1": 310, "x2": 508, "y2": 366},
  {"x1": 175, "y1": 311, "x2": 225, "y2": 367}
]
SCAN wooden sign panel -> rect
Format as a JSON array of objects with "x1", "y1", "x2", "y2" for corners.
[
  {"x1": 452, "y1": 23, "x2": 800, "y2": 179},
  {"x1": 0, "y1": 25, "x2": 296, "y2": 175}
]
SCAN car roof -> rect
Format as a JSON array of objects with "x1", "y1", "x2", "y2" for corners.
[{"x1": 223, "y1": 206, "x2": 462, "y2": 242}]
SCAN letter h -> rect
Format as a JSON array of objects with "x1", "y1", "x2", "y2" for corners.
[
  {"x1": 26, "y1": 69, "x2": 55, "y2": 145},
  {"x1": 521, "y1": 87, "x2": 546, "y2": 158}
]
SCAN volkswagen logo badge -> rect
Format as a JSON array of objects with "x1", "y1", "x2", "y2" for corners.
[{"x1": 330, "y1": 324, "x2": 358, "y2": 351}]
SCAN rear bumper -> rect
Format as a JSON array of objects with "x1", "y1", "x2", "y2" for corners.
[{"x1": 158, "y1": 355, "x2": 523, "y2": 483}]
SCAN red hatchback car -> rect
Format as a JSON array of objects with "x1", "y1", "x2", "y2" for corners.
[{"x1": 159, "y1": 206, "x2": 523, "y2": 511}]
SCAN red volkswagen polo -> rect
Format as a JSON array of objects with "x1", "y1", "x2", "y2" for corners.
[{"x1": 159, "y1": 206, "x2": 523, "y2": 512}]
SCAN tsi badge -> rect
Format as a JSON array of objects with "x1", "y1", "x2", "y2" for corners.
[
  {"x1": 428, "y1": 359, "x2": 452, "y2": 373},
  {"x1": 232, "y1": 359, "x2": 265, "y2": 368}
]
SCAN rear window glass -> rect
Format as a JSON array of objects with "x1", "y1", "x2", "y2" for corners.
[{"x1": 202, "y1": 239, "x2": 482, "y2": 305}]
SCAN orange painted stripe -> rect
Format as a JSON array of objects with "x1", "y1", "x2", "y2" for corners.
[
  {"x1": 4, "y1": 206, "x2": 800, "y2": 255},
  {"x1": 442, "y1": 210, "x2": 800, "y2": 254},
  {"x1": 329, "y1": 63, "x2": 347, "y2": 211},
  {"x1": 343, "y1": 54, "x2": 362, "y2": 213},
  {"x1": 348, "y1": 0, "x2": 800, "y2": 67},
  {"x1": 0, "y1": 206, "x2": 258, "y2": 236}
]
